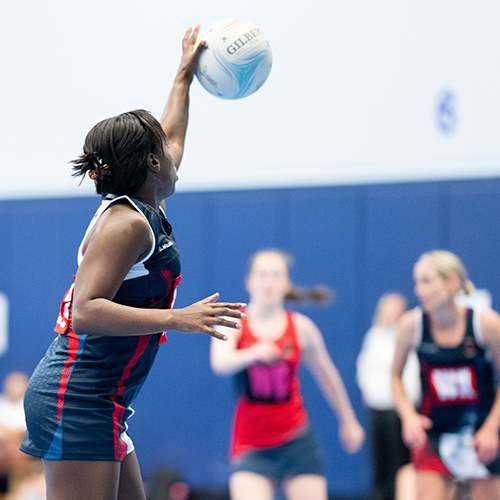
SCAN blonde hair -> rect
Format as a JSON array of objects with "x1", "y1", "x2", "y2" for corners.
[
  {"x1": 247, "y1": 249, "x2": 333, "y2": 304},
  {"x1": 417, "y1": 250, "x2": 475, "y2": 295}
]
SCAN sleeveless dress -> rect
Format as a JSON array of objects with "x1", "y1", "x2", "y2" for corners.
[
  {"x1": 230, "y1": 311, "x2": 324, "y2": 480},
  {"x1": 413, "y1": 307, "x2": 500, "y2": 478},
  {"x1": 20, "y1": 196, "x2": 181, "y2": 461}
]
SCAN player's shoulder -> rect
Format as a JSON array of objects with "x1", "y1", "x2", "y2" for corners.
[
  {"x1": 100, "y1": 200, "x2": 150, "y2": 233},
  {"x1": 81, "y1": 199, "x2": 152, "y2": 258},
  {"x1": 477, "y1": 308, "x2": 500, "y2": 343},
  {"x1": 477, "y1": 307, "x2": 500, "y2": 324},
  {"x1": 289, "y1": 311, "x2": 325, "y2": 353},
  {"x1": 290, "y1": 311, "x2": 318, "y2": 333}
]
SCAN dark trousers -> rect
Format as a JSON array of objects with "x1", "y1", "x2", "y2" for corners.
[
  {"x1": 369, "y1": 408, "x2": 411, "y2": 500},
  {"x1": 0, "y1": 475, "x2": 8, "y2": 494}
]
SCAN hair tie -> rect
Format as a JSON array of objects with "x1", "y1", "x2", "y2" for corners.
[{"x1": 88, "y1": 154, "x2": 112, "y2": 181}]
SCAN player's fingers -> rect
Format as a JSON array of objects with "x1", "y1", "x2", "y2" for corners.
[
  {"x1": 207, "y1": 328, "x2": 228, "y2": 341},
  {"x1": 345, "y1": 438, "x2": 360, "y2": 454},
  {"x1": 422, "y1": 417, "x2": 433, "y2": 429},
  {"x1": 486, "y1": 445, "x2": 498, "y2": 463},
  {"x1": 477, "y1": 447, "x2": 493, "y2": 465},
  {"x1": 199, "y1": 293, "x2": 220, "y2": 304},
  {"x1": 352, "y1": 438, "x2": 364, "y2": 454},
  {"x1": 195, "y1": 39, "x2": 207, "y2": 54},
  {"x1": 191, "y1": 23, "x2": 201, "y2": 42},
  {"x1": 214, "y1": 306, "x2": 247, "y2": 319},
  {"x1": 213, "y1": 302, "x2": 247, "y2": 311},
  {"x1": 183, "y1": 27, "x2": 193, "y2": 44},
  {"x1": 214, "y1": 316, "x2": 242, "y2": 330}
]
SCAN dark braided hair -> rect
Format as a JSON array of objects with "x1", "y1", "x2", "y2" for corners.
[{"x1": 71, "y1": 109, "x2": 168, "y2": 197}]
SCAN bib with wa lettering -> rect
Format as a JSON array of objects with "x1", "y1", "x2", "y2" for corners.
[
  {"x1": 416, "y1": 308, "x2": 495, "y2": 433},
  {"x1": 428, "y1": 364, "x2": 479, "y2": 406}
]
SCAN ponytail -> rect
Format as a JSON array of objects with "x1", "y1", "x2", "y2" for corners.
[{"x1": 285, "y1": 284, "x2": 334, "y2": 304}]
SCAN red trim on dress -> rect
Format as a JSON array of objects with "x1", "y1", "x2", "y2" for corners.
[
  {"x1": 110, "y1": 335, "x2": 151, "y2": 461},
  {"x1": 159, "y1": 274, "x2": 182, "y2": 345},
  {"x1": 54, "y1": 284, "x2": 75, "y2": 335},
  {"x1": 56, "y1": 332, "x2": 80, "y2": 423},
  {"x1": 412, "y1": 442, "x2": 452, "y2": 476}
]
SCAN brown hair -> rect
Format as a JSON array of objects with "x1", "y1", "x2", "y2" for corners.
[{"x1": 248, "y1": 249, "x2": 334, "y2": 304}]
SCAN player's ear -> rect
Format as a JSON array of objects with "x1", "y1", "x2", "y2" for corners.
[{"x1": 147, "y1": 153, "x2": 161, "y2": 173}]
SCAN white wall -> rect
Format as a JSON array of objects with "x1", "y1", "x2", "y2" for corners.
[{"x1": 1, "y1": 0, "x2": 499, "y2": 199}]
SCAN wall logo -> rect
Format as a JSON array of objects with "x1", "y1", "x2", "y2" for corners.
[
  {"x1": 436, "y1": 89, "x2": 458, "y2": 134},
  {"x1": 0, "y1": 293, "x2": 8, "y2": 355}
]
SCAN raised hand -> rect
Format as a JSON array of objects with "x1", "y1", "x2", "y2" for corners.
[{"x1": 177, "y1": 24, "x2": 207, "y2": 82}]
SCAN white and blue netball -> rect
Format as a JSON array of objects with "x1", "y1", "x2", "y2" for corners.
[{"x1": 196, "y1": 19, "x2": 272, "y2": 100}]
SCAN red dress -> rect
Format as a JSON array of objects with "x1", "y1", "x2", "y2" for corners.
[{"x1": 230, "y1": 311, "x2": 309, "y2": 459}]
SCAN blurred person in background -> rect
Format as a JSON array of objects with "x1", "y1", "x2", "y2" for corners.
[
  {"x1": 0, "y1": 372, "x2": 30, "y2": 497},
  {"x1": 357, "y1": 293, "x2": 420, "y2": 500},
  {"x1": 392, "y1": 250, "x2": 500, "y2": 500},
  {"x1": 211, "y1": 249, "x2": 365, "y2": 500}
]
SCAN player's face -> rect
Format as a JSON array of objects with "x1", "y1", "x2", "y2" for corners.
[
  {"x1": 413, "y1": 260, "x2": 457, "y2": 313},
  {"x1": 158, "y1": 141, "x2": 178, "y2": 198},
  {"x1": 246, "y1": 253, "x2": 291, "y2": 307},
  {"x1": 379, "y1": 295, "x2": 407, "y2": 326}
]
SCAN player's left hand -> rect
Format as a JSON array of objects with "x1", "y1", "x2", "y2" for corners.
[
  {"x1": 339, "y1": 418, "x2": 365, "y2": 454},
  {"x1": 473, "y1": 422, "x2": 500, "y2": 465}
]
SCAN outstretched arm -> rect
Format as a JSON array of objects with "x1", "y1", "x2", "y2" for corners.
[
  {"x1": 72, "y1": 204, "x2": 245, "y2": 339},
  {"x1": 160, "y1": 25, "x2": 206, "y2": 170},
  {"x1": 298, "y1": 313, "x2": 365, "y2": 453}
]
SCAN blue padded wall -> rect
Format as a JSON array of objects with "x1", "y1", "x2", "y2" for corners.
[{"x1": 1, "y1": 177, "x2": 500, "y2": 497}]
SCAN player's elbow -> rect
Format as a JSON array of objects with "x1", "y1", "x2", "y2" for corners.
[
  {"x1": 71, "y1": 303, "x2": 97, "y2": 335},
  {"x1": 71, "y1": 307, "x2": 86, "y2": 335}
]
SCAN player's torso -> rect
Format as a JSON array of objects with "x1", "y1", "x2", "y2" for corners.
[
  {"x1": 83, "y1": 196, "x2": 182, "y2": 310},
  {"x1": 416, "y1": 308, "x2": 495, "y2": 433},
  {"x1": 236, "y1": 311, "x2": 301, "y2": 404}
]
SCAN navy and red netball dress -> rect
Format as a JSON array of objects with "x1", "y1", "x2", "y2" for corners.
[
  {"x1": 20, "y1": 196, "x2": 181, "y2": 461},
  {"x1": 413, "y1": 307, "x2": 500, "y2": 478}
]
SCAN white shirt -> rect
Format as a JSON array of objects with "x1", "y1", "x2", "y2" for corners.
[
  {"x1": 357, "y1": 325, "x2": 421, "y2": 410},
  {"x1": 0, "y1": 395, "x2": 26, "y2": 431}
]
